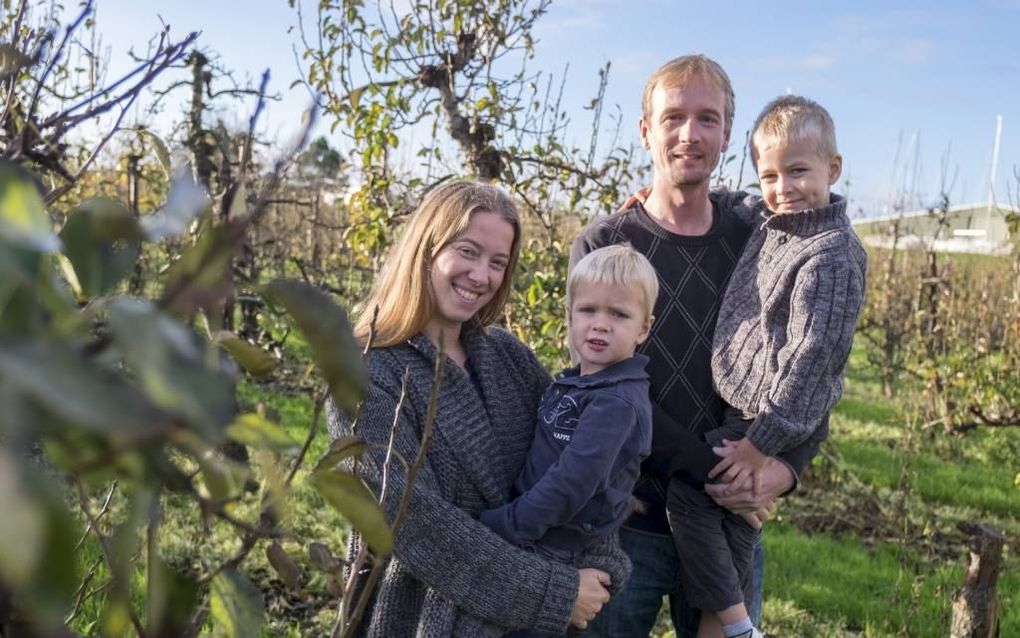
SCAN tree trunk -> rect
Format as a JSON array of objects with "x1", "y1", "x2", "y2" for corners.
[{"x1": 951, "y1": 522, "x2": 1003, "y2": 638}]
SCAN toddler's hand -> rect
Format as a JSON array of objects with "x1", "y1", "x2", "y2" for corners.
[{"x1": 709, "y1": 438, "x2": 770, "y2": 495}]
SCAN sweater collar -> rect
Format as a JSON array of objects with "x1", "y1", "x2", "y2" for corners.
[
  {"x1": 760, "y1": 193, "x2": 849, "y2": 236},
  {"x1": 555, "y1": 353, "x2": 649, "y2": 389}
]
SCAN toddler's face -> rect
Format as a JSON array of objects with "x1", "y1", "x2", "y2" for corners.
[
  {"x1": 756, "y1": 138, "x2": 841, "y2": 214},
  {"x1": 569, "y1": 281, "x2": 650, "y2": 376}
]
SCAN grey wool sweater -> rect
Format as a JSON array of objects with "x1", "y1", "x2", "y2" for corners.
[
  {"x1": 712, "y1": 194, "x2": 867, "y2": 456},
  {"x1": 326, "y1": 326, "x2": 631, "y2": 637}
]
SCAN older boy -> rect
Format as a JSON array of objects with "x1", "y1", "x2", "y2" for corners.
[
  {"x1": 480, "y1": 244, "x2": 658, "y2": 634},
  {"x1": 667, "y1": 95, "x2": 867, "y2": 638}
]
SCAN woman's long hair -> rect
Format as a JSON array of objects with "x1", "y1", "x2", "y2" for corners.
[{"x1": 353, "y1": 180, "x2": 522, "y2": 348}]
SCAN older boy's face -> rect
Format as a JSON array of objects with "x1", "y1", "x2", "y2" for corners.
[
  {"x1": 640, "y1": 77, "x2": 730, "y2": 189},
  {"x1": 756, "y1": 138, "x2": 842, "y2": 214}
]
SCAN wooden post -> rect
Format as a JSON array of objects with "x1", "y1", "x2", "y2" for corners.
[{"x1": 951, "y1": 522, "x2": 1003, "y2": 638}]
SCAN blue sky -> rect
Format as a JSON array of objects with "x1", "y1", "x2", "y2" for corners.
[{"x1": 89, "y1": 0, "x2": 1019, "y2": 217}]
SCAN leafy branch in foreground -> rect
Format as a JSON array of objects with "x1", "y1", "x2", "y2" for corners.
[{"x1": 0, "y1": 90, "x2": 418, "y2": 633}]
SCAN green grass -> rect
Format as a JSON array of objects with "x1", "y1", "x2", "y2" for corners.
[
  {"x1": 763, "y1": 522, "x2": 1020, "y2": 637},
  {"x1": 65, "y1": 338, "x2": 1017, "y2": 637},
  {"x1": 748, "y1": 338, "x2": 1020, "y2": 637},
  {"x1": 834, "y1": 439, "x2": 1018, "y2": 520}
]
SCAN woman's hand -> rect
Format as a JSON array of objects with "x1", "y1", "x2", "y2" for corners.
[{"x1": 570, "y1": 568, "x2": 611, "y2": 629}]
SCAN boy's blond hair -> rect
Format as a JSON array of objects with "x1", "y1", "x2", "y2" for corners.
[
  {"x1": 568, "y1": 244, "x2": 659, "y2": 321},
  {"x1": 642, "y1": 54, "x2": 735, "y2": 136},
  {"x1": 750, "y1": 95, "x2": 838, "y2": 167}
]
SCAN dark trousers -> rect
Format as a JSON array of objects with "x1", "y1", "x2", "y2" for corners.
[
  {"x1": 666, "y1": 477, "x2": 761, "y2": 612},
  {"x1": 586, "y1": 527, "x2": 763, "y2": 637}
]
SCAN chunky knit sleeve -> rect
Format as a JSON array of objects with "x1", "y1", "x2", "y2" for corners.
[
  {"x1": 712, "y1": 188, "x2": 762, "y2": 229},
  {"x1": 327, "y1": 356, "x2": 578, "y2": 633},
  {"x1": 744, "y1": 253, "x2": 865, "y2": 455}
]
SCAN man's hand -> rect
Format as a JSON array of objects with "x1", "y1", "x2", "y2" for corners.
[
  {"x1": 739, "y1": 506, "x2": 772, "y2": 531},
  {"x1": 705, "y1": 439, "x2": 795, "y2": 514},
  {"x1": 708, "y1": 437, "x2": 770, "y2": 495}
]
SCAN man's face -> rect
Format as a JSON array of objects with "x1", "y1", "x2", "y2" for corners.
[{"x1": 639, "y1": 77, "x2": 730, "y2": 189}]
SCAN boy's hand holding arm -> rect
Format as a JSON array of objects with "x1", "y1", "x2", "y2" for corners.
[{"x1": 708, "y1": 436, "x2": 770, "y2": 495}]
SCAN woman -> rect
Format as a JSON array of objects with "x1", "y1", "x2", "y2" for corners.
[{"x1": 327, "y1": 180, "x2": 628, "y2": 637}]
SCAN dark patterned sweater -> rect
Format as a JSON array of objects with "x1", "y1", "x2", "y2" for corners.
[
  {"x1": 570, "y1": 190, "x2": 822, "y2": 535},
  {"x1": 713, "y1": 194, "x2": 867, "y2": 456}
]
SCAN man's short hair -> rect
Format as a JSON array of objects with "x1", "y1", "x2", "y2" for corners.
[
  {"x1": 750, "y1": 95, "x2": 838, "y2": 167},
  {"x1": 642, "y1": 54, "x2": 735, "y2": 135},
  {"x1": 568, "y1": 244, "x2": 659, "y2": 321}
]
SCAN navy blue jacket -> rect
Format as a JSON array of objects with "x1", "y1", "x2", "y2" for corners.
[{"x1": 480, "y1": 354, "x2": 652, "y2": 551}]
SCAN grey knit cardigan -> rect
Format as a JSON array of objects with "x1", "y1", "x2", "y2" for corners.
[
  {"x1": 326, "y1": 326, "x2": 631, "y2": 637},
  {"x1": 712, "y1": 194, "x2": 867, "y2": 456}
]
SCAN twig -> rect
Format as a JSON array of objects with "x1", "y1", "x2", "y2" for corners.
[
  {"x1": 339, "y1": 336, "x2": 446, "y2": 638},
  {"x1": 26, "y1": 0, "x2": 93, "y2": 123},
  {"x1": 336, "y1": 366, "x2": 409, "y2": 632},
  {"x1": 286, "y1": 387, "x2": 329, "y2": 486},
  {"x1": 75, "y1": 480, "x2": 146, "y2": 636},
  {"x1": 75, "y1": 480, "x2": 118, "y2": 550},
  {"x1": 64, "y1": 556, "x2": 105, "y2": 625}
]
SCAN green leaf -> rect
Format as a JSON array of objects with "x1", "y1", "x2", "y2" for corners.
[
  {"x1": 213, "y1": 330, "x2": 276, "y2": 378},
  {"x1": 0, "y1": 237, "x2": 70, "y2": 333},
  {"x1": 107, "y1": 298, "x2": 236, "y2": 435},
  {"x1": 307, "y1": 541, "x2": 342, "y2": 573},
  {"x1": 0, "y1": 337, "x2": 164, "y2": 434},
  {"x1": 137, "y1": 128, "x2": 172, "y2": 178},
  {"x1": 197, "y1": 451, "x2": 251, "y2": 501},
  {"x1": 146, "y1": 553, "x2": 200, "y2": 638},
  {"x1": 0, "y1": 44, "x2": 33, "y2": 79},
  {"x1": 0, "y1": 160, "x2": 60, "y2": 252},
  {"x1": 210, "y1": 569, "x2": 265, "y2": 638},
  {"x1": 100, "y1": 599, "x2": 132, "y2": 638},
  {"x1": 58, "y1": 198, "x2": 142, "y2": 299},
  {"x1": 160, "y1": 219, "x2": 244, "y2": 319},
  {"x1": 266, "y1": 542, "x2": 303, "y2": 590},
  {"x1": 312, "y1": 435, "x2": 367, "y2": 474},
  {"x1": 226, "y1": 413, "x2": 299, "y2": 453},
  {"x1": 0, "y1": 451, "x2": 45, "y2": 584},
  {"x1": 348, "y1": 86, "x2": 365, "y2": 110},
  {"x1": 309, "y1": 468, "x2": 392, "y2": 555},
  {"x1": 227, "y1": 182, "x2": 248, "y2": 219},
  {"x1": 0, "y1": 451, "x2": 78, "y2": 629},
  {"x1": 262, "y1": 279, "x2": 366, "y2": 412}
]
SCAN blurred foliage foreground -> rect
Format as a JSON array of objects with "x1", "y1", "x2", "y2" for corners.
[{"x1": 0, "y1": 160, "x2": 402, "y2": 638}]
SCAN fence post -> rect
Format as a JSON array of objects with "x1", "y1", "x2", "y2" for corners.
[{"x1": 950, "y1": 522, "x2": 1003, "y2": 638}]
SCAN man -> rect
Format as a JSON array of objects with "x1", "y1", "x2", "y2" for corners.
[{"x1": 570, "y1": 54, "x2": 826, "y2": 637}]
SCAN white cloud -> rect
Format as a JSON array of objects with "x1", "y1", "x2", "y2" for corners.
[
  {"x1": 610, "y1": 51, "x2": 657, "y2": 75},
  {"x1": 829, "y1": 11, "x2": 942, "y2": 67},
  {"x1": 748, "y1": 54, "x2": 836, "y2": 73},
  {"x1": 803, "y1": 55, "x2": 836, "y2": 70},
  {"x1": 895, "y1": 39, "x2": 934, "y2": 65}
]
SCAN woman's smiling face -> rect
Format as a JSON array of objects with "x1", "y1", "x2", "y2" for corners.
[{"x1": 426, "y1": 210, "x2": 515, "y2": 336}]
